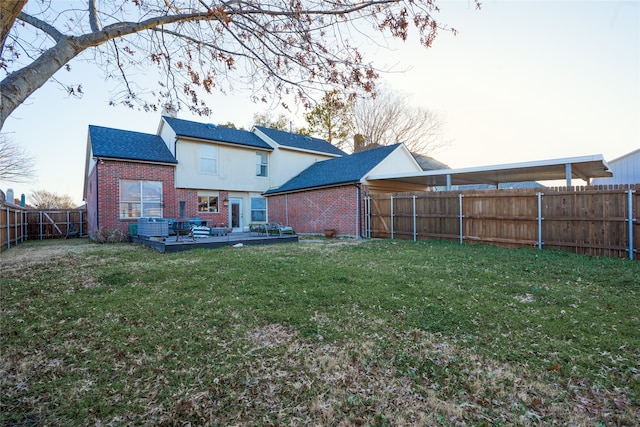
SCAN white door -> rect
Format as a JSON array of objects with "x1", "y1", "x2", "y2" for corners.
[{"x1": 229, "y1": 199, "x2": 243, "y2": 232}]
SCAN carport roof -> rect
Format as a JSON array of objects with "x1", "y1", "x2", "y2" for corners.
[{"x1": 367, "y1": 154, "x2": 612, "y2": 189}]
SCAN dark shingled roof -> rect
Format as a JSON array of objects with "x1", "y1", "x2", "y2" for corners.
[
  {"x1": 164, "y1": 116, "x2": 272, "y2": 150},
  {"x1": 264, "y1": 144, "x2": 400, "y2": 195},
  {"x1": 89, "y1": 125, "x2": 177, "y2": 164},
  {"x1": 254, "y1": 126, "x2": 345, "y2": 156}
]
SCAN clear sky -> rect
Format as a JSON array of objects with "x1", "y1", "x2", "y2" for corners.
[{"x1": 1, "y1": 0, "x2": 638, "y2": 205}]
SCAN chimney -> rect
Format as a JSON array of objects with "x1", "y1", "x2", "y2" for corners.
[{"x1": 162, "y1": 104, "x2": 178, "y2": 118}]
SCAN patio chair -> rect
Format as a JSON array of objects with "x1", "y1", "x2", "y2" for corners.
[{"x1": 265, "y1": 222, "x2": 295, "y2": 236}]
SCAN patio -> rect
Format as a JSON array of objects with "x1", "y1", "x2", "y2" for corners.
[{"x1": 131, "y1": 231, "x2": 298, "y2": 253}]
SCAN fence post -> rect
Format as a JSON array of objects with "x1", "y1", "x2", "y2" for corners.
[
  {"x1": 365, "y1": 197, "x2": 370, "y2": 238},
  {"x1": 13, "y1": 208, "x2": 18, "y2": 247},
  {"x1": 5, "y1": 207, "x2": 9, "y2": 249},
  {"x1": 390, "y1": 194, "x2": 394, "y2": 240},
  {"x1": 39, "y1": 211, "x2": 43, "y2": 240},
  {"x1": 458, "y1": 194, "x2": 464, "y2": 245},
  {"x1": 537, "y1": 192, "x2": 544, "y2": 250},
  {"x1": 79, "y1": 210, "x2": 84, "y2": 237},
  {"x1": 628, "y1": 190, "x2": 635, "y2": 260},
  {"x1": 412, "y1": 195, "x2": 417, "y2": 242},
  {"x1": 21, "y1": 209, "x2": 26, "y2": 242}
]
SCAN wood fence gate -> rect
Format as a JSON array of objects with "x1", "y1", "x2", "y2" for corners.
[
  {"x1": 1, "y1": 204, "x2": 87, "y2": 251},
  {"x1": 366, "y1": 185, "x2": 639, "y2": 260}
]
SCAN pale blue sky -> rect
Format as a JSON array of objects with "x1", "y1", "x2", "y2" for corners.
[{"x1": 1, "y1": 0, "x2": 638, "y2": 205}]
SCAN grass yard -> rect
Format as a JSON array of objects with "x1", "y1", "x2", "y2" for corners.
[{"x1": 1, "y1": 238, "x2": 639, "y2": 426}]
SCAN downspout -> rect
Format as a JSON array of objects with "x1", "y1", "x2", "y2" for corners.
[
  {"x1": 95, "y1": 158, "x2": 100, "y2": 231},
  {"x1": 355, "y1": 183, "x2": 362, "y2": 238}
]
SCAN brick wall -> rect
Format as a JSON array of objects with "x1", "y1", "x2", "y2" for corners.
[
  {"x1": 175, "y1": 188, "x2": 230, "y2": 227},
  {"x1": 267, "y1": 185, "x2": 367, "y2": 236},
  {"x1": 86, "y1": 166, "x2": 98, "y2": 233},
  {"x1": 91, "y1": 160, "x2": 176, "y2": 236}
]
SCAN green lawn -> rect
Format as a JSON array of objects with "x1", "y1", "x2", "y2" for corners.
[{"x1": 1, "y1": 238, "x2": 638, "y2": 426}]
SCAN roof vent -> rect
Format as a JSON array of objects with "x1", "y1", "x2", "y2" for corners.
[
  {"x1": 206, "y1": 123, "x2": 217, "y2": 129},
  {"x1": 304, "y1": 136, "x2": 312, "y2": 141}
]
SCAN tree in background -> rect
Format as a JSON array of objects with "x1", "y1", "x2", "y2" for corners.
[
  {"x1": 304, "y1": 90, "x2": 353, "y2": 149},
  {"x1": 352, "y1": 87, "x2": 450, "y2": 155},
  {"x1": 0, "y1": 0, "x2": 477, "y2": 130},
  {"x1": 252, "y1": 112, "x2": 290, "y2": 132},
  {"x1": 0, "y1": 134, "x2": 36, "y2": 183},
  {"x1": 30, "y1": 190, "x2": 76, "y2": 210},
  {"x1": 253, "y1": 112, "x2": 308, "y2": 135}
]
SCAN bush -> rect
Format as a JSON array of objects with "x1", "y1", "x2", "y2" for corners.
[
  {"x1": 107, "y1": 228, "x2": 127, "y2": 243},
  {"x1": 91, "y1": 228, "x2": 128, "y2": 244}
]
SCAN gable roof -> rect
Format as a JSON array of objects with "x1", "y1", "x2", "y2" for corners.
[
  {"x1": 164, "y1": 116, "x2": 272, "y2": 150},
  {"x1": 264, "y1": 144, "x2": 401, "y2": 195},
  {"x1": 254, "y1": 126, "x2": 346, "y2": 156},
  {"x1": 89, "y1": 125, "x2": 177, "y2": 164}
]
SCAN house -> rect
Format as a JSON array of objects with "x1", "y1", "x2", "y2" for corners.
[
  {"x1": 591, "y1": 149, "x2": 640, "y2": 186},
  {"x1": 83, "y1": 115, "x2": 423, "y2": 238}
]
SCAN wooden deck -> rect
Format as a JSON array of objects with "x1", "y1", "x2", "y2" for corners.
[{"x1": 131, "y1": 232, "x2": 298, "y2": 253}]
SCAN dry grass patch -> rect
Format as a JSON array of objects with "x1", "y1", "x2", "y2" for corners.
[{"x1": 1, "y1": 239, "x2": 638, "y2": 426}]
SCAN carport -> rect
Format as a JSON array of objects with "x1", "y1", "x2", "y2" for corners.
[{"x1": 367, "y1": 154, "x2": 612, "y2": 190}]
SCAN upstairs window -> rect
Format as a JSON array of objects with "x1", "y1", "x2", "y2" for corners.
[
  {"x1": 200, "y1": 145, "x2": 218, "y2": 175},
  {"x1": 256, "y1": 152, "x2": 268, "y2": 177}
]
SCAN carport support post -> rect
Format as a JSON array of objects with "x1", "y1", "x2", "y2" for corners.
[
  {"x1": 537, "y1": 192, "x2": 543, "y2": 250},
  {"x1": 628, "y1": 189, "x2": 635, "y2": 260},
  {"x1": 412, "y1": 195, "x2": 417, "y2": 242},
  {"x1": 565, "y1": 163, "x2": 572, "y2": 187},
  {"x1": 458, "y1": 194, "x2": 463, "y2": 245}
]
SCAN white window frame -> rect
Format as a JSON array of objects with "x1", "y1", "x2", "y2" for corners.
[
  {"x1": 250, "y1": 197, "x2": 267, "y2": 222},
  {"x1": 200, "y1": 144, "x2": 218, "y2": 175},
  {"x1": 119, "y1": 180, "x2": 163, "y2": 219},
  {"x1": 256, "y1": 152, "x2": 268, "y2": 177},
  {"x1": 198, "y1": 194, "x2": 219, "y2": 213}
]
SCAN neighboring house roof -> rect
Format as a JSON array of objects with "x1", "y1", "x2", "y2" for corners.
[
  {"x1": 264, "y1": 144, "x2": 400, "y2": 195},
  {"x1": 164, "y1": 116, "x2": 272, "y2": 150},
  {"x1": 254, "y1": 126, "x2": 346, "y2": 156},
  {"x1": 89, "y1": 125, "x2": 177, "y2": 164},
  {"x1": 591, "y1": 148, "x2": 639, "y2": 185},
  {"x1": 412, "y1": 153, "x2": 450, "y2": 171}
]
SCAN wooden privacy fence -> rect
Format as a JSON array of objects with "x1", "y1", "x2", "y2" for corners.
[
  {"x1": 366, "y1": 185, "x2": 639, "y2": 260},
  {"x1": 1, "y1": 204, "x2": 87, "y2": 251}
]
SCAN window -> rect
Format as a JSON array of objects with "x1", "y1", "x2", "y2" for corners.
[
  {"x1": 200, "y1": 145, "x2": 218, "y2": 174},
  {"x1": 119, "y1": 180, "x2": 162, "y2": 219},
  {"x1": 256, "y1": 152, "x2": 268, "y2": 177},
  {"x1": 251, "y1": 197, "x2": 267, "y2": 222},
  {"x1": 198, "y1": 195, "x2": 219, "y2": 213}
]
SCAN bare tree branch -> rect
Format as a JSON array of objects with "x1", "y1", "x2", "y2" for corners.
[
  {"x1": 0, "y1": 133, "x2": 36, "y2": 183},
  {"x1": 353, "y1": 86, "x2": 450, "y2": 155},
  {"x1": 1, "y1": 0, "x2": 478, "y2": 130}
]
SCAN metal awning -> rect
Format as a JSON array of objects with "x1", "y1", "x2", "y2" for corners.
[{"x1": 367, "y1": 154, "x2": 612, "y2": 189}]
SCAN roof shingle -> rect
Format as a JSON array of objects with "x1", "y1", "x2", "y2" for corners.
[
  {"x1": 264, "y1": 144, "x2": 400, "y2": 195},
  {"x1": 254, "y1": 126, "x2": 345, "y2": 156},
  {"x1": 89, "y1": 125, "x2": 177, "y2": 164},
  {"x1": 164, "y1": 116, "x2": 272, "y2": 150}
]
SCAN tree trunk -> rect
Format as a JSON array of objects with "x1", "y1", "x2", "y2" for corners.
[
  {"x1": 1, "y1": 37, "x2": 84, "y2": 130},
  {"x1": 0, "y1": 0, "x2": 28, "y2": 56}
]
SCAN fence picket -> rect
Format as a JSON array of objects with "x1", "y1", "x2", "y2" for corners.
[
  {"x1": 367, "y1": 185, "x2": 639, "y2": 260},
  {"x1": 0, "y1": 205, "x2": 88, "y2": 251}
]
